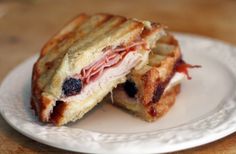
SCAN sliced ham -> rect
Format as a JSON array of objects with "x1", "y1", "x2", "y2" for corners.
[{"x1": 78, "y1": 40, "x2": 146, "y2": 84}]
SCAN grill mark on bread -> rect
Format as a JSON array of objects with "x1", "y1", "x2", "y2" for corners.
[
  {"x1": 66, "y1": 16, "x2": 128, "y2": 56},
  {"x1": 66, "y1": 19, "x2": 142, "y2": 60},
  {"x1": 41, "y1": 14, "x2": 89, "y2": 57},
  {"x1": 76, "y1": 14, "x2": 114, "y2": 36}
]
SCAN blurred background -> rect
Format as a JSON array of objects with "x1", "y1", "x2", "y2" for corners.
[
  {"x1": 0, "y1": 0, "x2": 236, "y2": 153},
  {"x1": 1, "y1": 0, "x2": 236, "y2": 81}
]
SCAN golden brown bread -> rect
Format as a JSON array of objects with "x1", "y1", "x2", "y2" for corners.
[
  {"x1": 112, "y1": 34, "x2": 183, "y2": 121},
  {"x1": 113, "y1": 84, "x2": 180, "y2": 121},
  {"x1": 130, "y1": 34, "x2": 181, "y2": 105},
  {"x1": 31, "y1": 13, "x2": 166, "y2": 125}
]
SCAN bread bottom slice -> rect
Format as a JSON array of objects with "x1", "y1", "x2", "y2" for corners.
[{"x1": 112, "y1": 84, "x2": 180, "y2": 122}]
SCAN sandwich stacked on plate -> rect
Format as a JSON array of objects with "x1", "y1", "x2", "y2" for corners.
[{"x1": 31, "y1": 13, "x2": 198, "y2": 125}]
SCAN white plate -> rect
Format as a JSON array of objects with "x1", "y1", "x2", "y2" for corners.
[{"x1": 1, "y1": 33, "x2": 236, "y2": 154}]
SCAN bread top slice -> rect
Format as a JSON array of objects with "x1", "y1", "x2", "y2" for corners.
[{"x1": 31, "y1": 13, "x2": 166, "y2": 122}]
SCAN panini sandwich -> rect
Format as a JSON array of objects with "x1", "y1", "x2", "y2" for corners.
[{"x1": 31, "y1": 13, "x2": 166, "y2": 125}]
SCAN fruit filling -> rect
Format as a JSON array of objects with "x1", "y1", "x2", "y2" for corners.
[
  {"x1": 62, "y1": 78, "x2": 83, "y2": 97},
  {"x1": 124, "y1": 80, "x2": 138, "y2": 97}
]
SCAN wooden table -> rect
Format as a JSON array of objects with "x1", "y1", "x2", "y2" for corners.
[{"x1": 0, "y1": 0, "x2": 236, "y2": 153}]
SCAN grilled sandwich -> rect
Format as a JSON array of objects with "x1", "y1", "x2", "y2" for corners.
[
  {"x1": 31, "y1": 13, "x2": 167, "y2": 125},
  {"x1": 112, "y1": 34, "x2": 200, "y2": 121}
]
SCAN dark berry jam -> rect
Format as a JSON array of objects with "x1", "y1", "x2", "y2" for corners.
[
  {"x1": 124, "y1": 80, "x2": 138, "y2": 97},
  {"x1": 62, "y1": 78, "x2": 83, "y2": 96},
  {"x1": 149, "y1": 106, "x2": 157, "y2": 117}
]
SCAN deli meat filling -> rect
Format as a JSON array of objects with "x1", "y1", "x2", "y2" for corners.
[
  {"x1": 78, "y1": 40, "x2": 146, "y2": 84},
  {"x1": 62, "y1": 40, "x2": 146, "y2": 97}
]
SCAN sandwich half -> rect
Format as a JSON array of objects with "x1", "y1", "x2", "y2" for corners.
[
  {"x1": 112, "y1": 34, "x2": 200, "y2": 121},
  {"x1": 31, "y1": 13, "x2": 167, "y2": 125}
]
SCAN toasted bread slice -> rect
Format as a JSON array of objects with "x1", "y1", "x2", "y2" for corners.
[
  {"x1": 113, "y1": 84, "x2": 180, "y2": 121},
  {"x1": 31, "y1": 13, "x2": 166, "y2": 125},
  {"x1": 112, "y1": 34, "x2": 185, "y2": 121}
]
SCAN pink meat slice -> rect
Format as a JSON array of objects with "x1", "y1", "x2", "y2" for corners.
[{"x1": 79, "y1": 40, "x2": 145, "y2": 84}]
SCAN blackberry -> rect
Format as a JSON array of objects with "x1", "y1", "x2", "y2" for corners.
[
  {"x1": 62, "y1": 78, "x2": 83, "y2": 96},
  {"x1": 124, "y1": 80, "x2": 137, "y2": 97}
]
